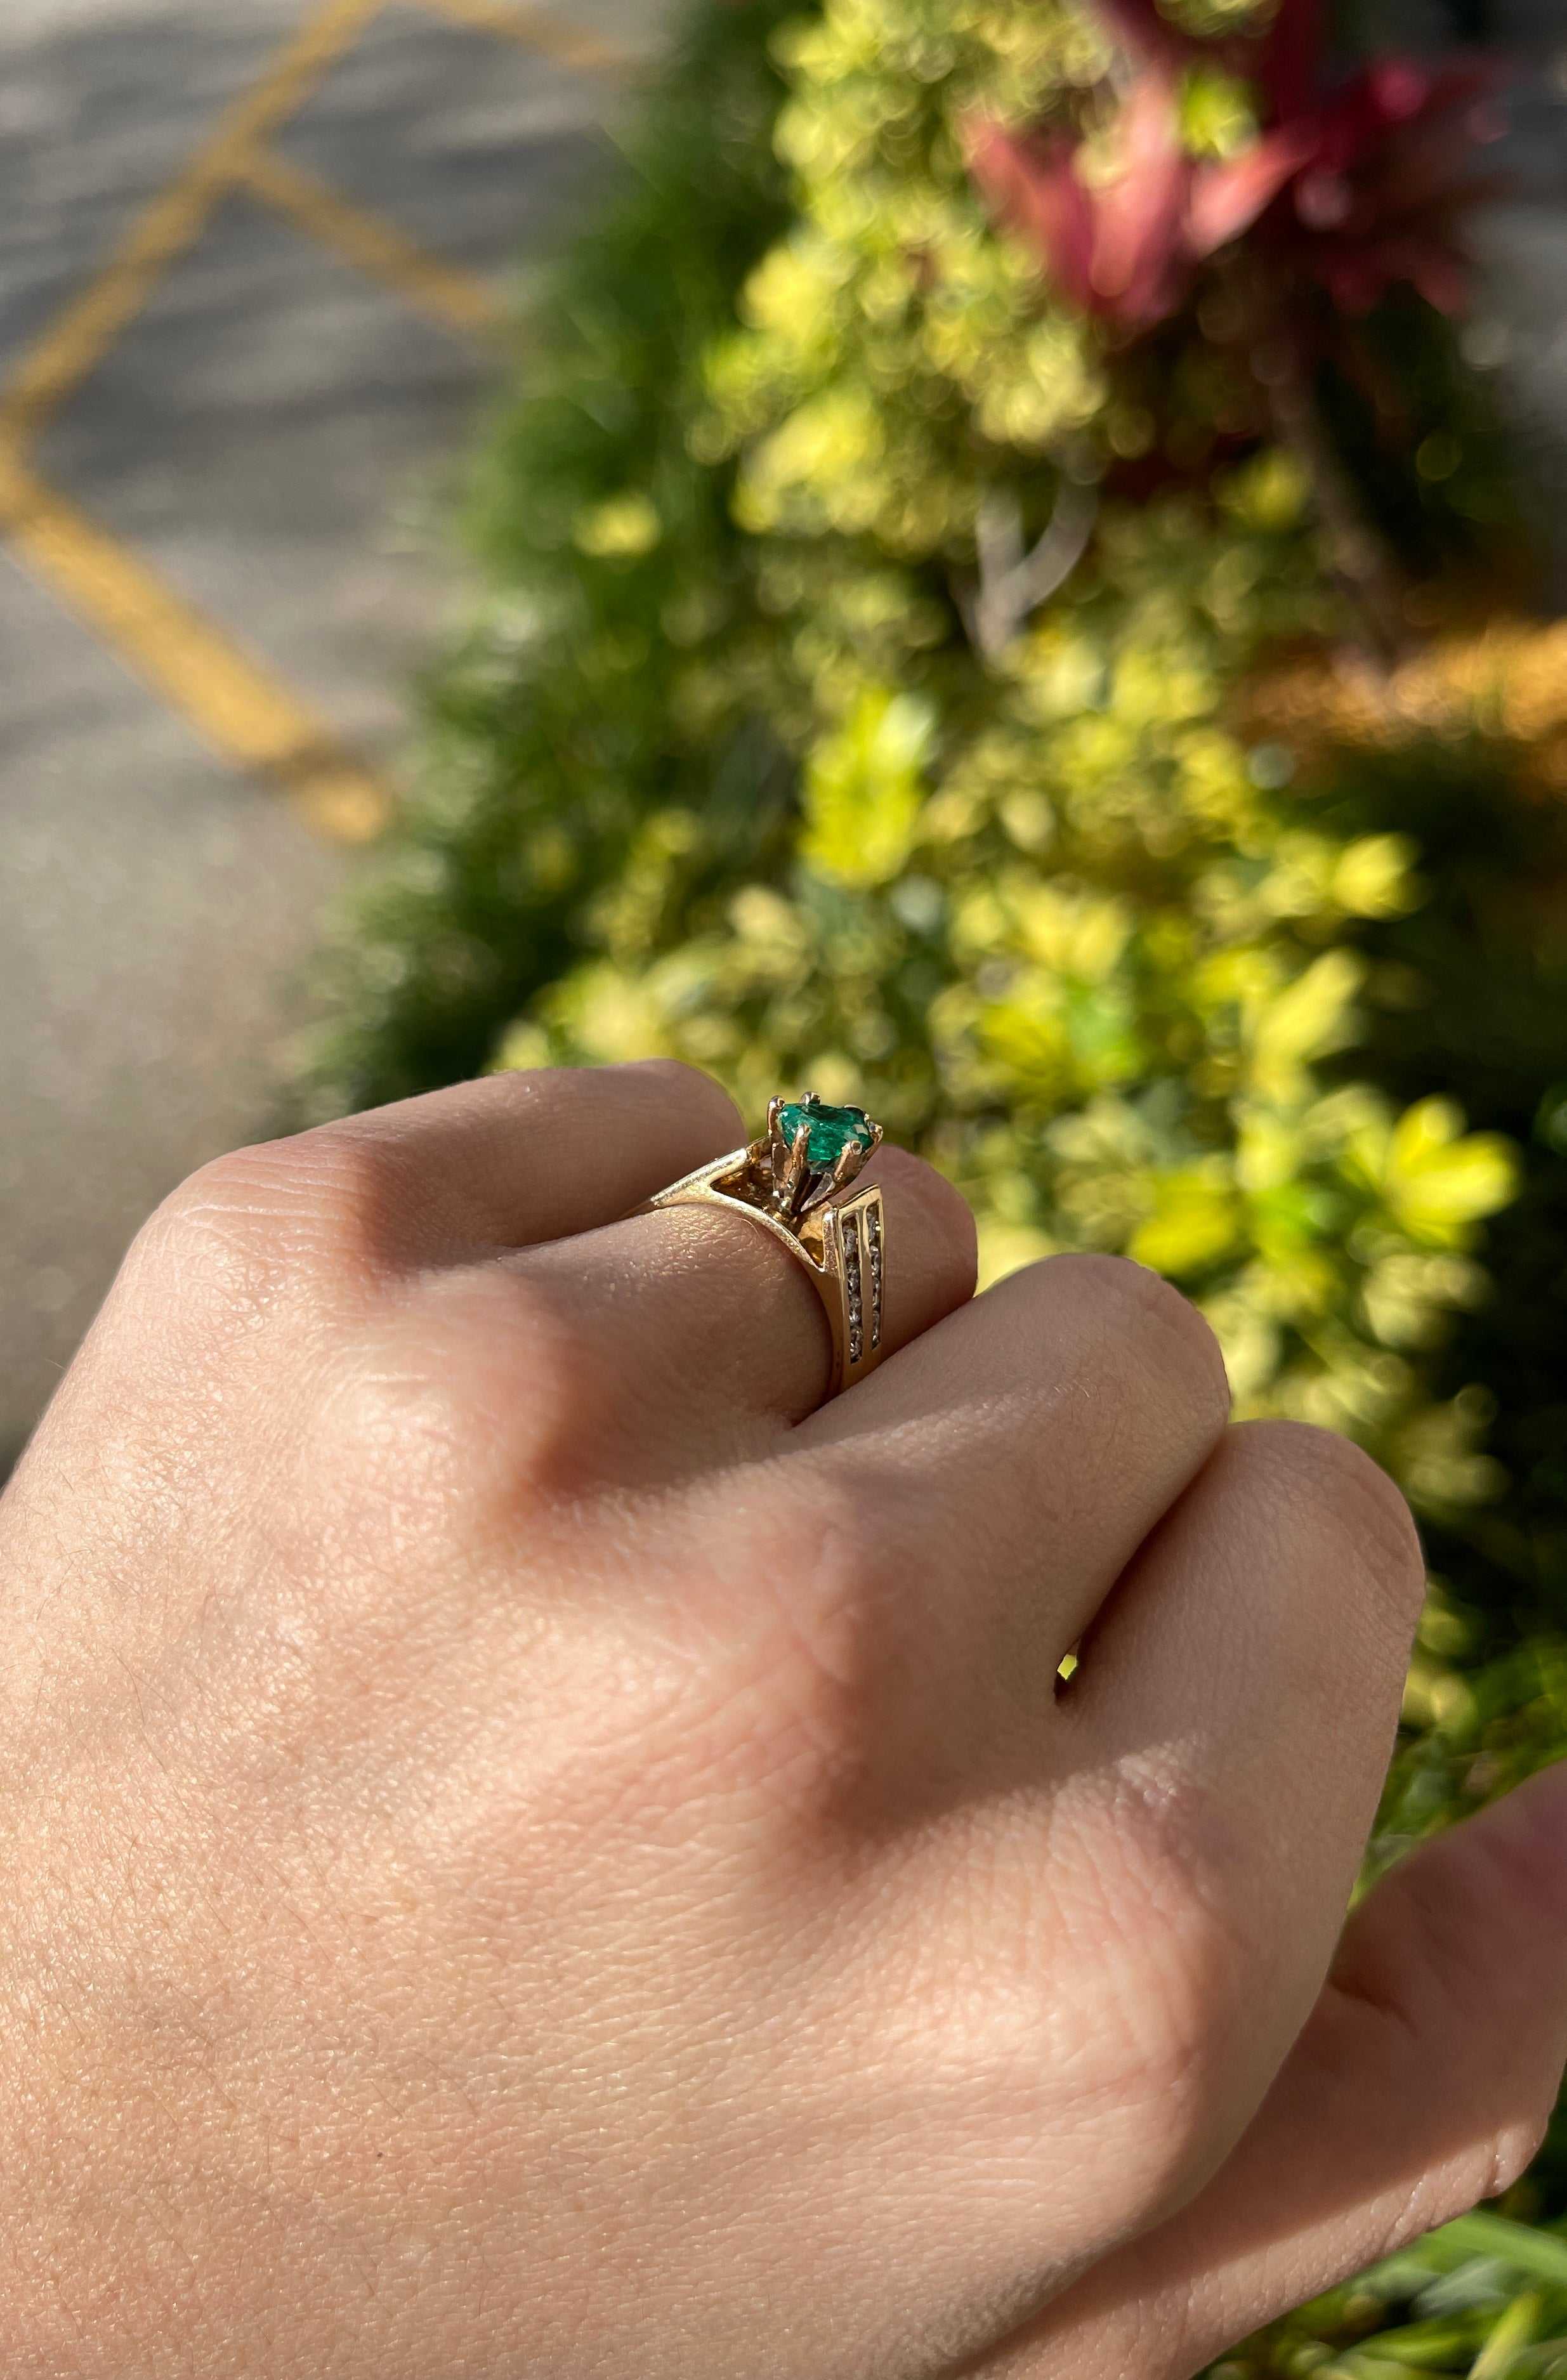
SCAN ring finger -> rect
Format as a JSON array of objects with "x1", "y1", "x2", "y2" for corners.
[{"x1": 514, "y1": 1136, "x2": 979, "y2": 1461}]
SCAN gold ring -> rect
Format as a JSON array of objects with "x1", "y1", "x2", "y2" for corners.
[{"x1": 636, "y1": 1094, "x2": 887, "y2": 1399}]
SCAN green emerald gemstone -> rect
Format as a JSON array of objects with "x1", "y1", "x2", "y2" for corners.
[{"x1": 777, "y1": 1097, "x2": 876, "y2": 1168}]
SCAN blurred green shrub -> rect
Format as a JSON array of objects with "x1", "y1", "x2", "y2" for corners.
[{"x1": 301, "y1": 0, "x2": 1567, "y2": 2362}]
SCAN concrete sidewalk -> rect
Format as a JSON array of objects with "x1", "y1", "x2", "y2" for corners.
[{"x1": 0, "y1": 0, "x2": 671, "y2": 1465}]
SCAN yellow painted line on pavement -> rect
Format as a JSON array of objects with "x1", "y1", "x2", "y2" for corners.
[
  {"x1": 0, "y1": 453, "x2": 393, "y2": 844},
  {"x1": 0, "y1": 0, "x2": 630, "y2": 846},
  {"x1": 236, "y1": 147, "x2": 502, "y2": 336},
  {"x1": 0, "y1": 167, "x2": 230, "y2": 448},
  {"x1": 417, "y1": 0, "x2": 633, "y2": 77},
  {"x1": 0, "y1": 0, "x2": 388, "y2": 447}
]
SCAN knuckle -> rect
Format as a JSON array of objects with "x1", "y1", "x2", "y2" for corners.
[
  {"x1": 435, "y1": 1266, "x2": 610, "y2": 1504},
  {"x1": 125, "y1": 1145, "x2": 301, "y2": 1329},
  {"x1": 150, "y1": 1144, "x2": 280, "y2": 1248},
  {"x1": 140, "y1": 1130, "x2": 407, "y2": 1313},
  {"x1": 310, "y1": 1266, "x2": 608, "y2": 1521},
  {"x1": 1039, "y1": 1253, "x2": 1231, "y2": 1423},
  {"x1": 1236, "y1": 1419, "x2": 1424, "y2": 1628},
  {"x1": 629, "y1": 1057, "x2": 745, "y2": 1142},
  {"x1": 1370, "y1": 2117, "x2": 1549, "y2": 2270},
  {"x1": 308, "y1": 1341, "x2": 479, "y2": 1525},
  {"x1": 490, "y1": 1285, "x2": 606, "y2": 1496},
  {"x1": 252, "y1": 1126, "x2": 418, "y2": 1276},
  {"x1": 1474, "y1": 2112, "x2": 1551, "y2": 2203}
]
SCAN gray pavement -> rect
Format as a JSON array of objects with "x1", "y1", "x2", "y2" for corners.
[
  {"x1": 1, "y1": 0, "x2": 1564, "y2": 1473},
  {"x1": 0, "y1": 0, "x2": 669, "y2": 1467}
]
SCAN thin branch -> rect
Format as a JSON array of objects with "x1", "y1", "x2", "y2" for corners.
[{"x1": 967, "y1": 476, "x2": 1100, "y2": 662}]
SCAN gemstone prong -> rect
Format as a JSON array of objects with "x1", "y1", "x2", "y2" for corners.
[
  {"x1": 832, "y1": 1137, "x2": 865, "y2": 1189},
  {"x1": 768, "y1": 1121, "x2": 811, "y2": 1215},
  {"x1": 777, "y1": 1098, "x2": 878, "y2": 1217},
  {"x1": 801, "y1": 1136, "x2": 863, "y2": 1215},
  {"x1": 636, "y1": 1094, "x2": 889, "y2": 1399}
]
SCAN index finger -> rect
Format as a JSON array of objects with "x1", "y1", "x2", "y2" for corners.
[{"x1": 273, "y1": 1061, "x2": 747, "y2": 1260}]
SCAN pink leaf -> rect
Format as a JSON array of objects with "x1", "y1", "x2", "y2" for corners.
[
  {"x1": 1088, "y1": 71, "x2": 1190, "y2": 320},
  {"x1": 966, "y1": 119, "x2": 1098, "y2": 310},
  {"x1": 1184, "y1": 124, "x2": 1320, "y2": 258}
]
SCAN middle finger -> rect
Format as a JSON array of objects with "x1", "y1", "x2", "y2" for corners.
[{"x1": 782, "y1": 1254, "x2": 1232, "y2": 1759}]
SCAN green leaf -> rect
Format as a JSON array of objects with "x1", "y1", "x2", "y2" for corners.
[
  {"x1": 799, "y1": 687, "x2": 935, "y2": 888},
  {"x1": 1129, "y1": 1165, "x2": 1241, "y2": 1274},
  {"x1": 1472, "y1": 2289, "x2": 1545, "y2": 2379},
  {"x1": 1431, "y1": 2217, "x2": 1567, "y2": 2292},
  {"x1": 1382, "y1": 1101, "x2": 1519, "y2": 1246}
]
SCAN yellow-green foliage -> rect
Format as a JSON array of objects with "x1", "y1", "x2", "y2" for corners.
[{"x1": 494, "y1": 0, "x2": 1514, "y2": 1515}]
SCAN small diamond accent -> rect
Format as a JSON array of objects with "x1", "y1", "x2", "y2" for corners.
[{"x1": 844, "y1": 1216, "x2": 863, "y2": 1364}]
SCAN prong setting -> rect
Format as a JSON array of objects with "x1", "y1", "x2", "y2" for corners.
[
  {"x1": 639, "y1": 1094, "x2": 888, "y2": 1399},
  {"x1": 764, "y1": 1092, "x2": 881, "y2": 1224},
  {"x1": 773, "y1": 1120, "x2": 811, "y2": 1213}
]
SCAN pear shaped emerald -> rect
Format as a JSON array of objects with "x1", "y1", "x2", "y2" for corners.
[{"x1": 776, "y1": 1097, "x2": 876, "y2": 1168}]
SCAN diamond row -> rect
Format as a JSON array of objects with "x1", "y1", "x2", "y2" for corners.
[
  {"x1": 865, "y1": 1202, "x2": 882, "y2": 1352},
  {"x1": 841, "y1": 1201, "x2": 884, "y2": 1372},
  {"x1": 844, "y1": 1215, "x2": 863, "y2": 1368}
]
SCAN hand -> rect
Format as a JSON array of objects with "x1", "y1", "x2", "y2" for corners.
[{"x1": 2, "y1": 1062, "x2": 1564, "y2": 2380}]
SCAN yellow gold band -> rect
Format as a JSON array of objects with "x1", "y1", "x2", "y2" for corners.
[{"x1": 634, "y1": 1094, "x2": 888, "y2": 1400}]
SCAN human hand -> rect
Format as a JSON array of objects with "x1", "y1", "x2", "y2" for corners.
[{"x1": 3, "y1": 1062, "x2": 1565, "y2": 2379}]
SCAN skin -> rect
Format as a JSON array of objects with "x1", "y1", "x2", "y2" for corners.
[{"x1": 1, "y1": 1057, "x2": 1565, "y2": 2380}]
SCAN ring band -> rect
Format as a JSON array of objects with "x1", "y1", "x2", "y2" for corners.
[{"x1": 634, "y1": 1094, "x2": 887, "y2": 1399}]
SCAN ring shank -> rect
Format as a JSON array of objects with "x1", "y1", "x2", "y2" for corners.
[{"x1": 634, "y1": 1151, "x2": 887, "y2": 1399}]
